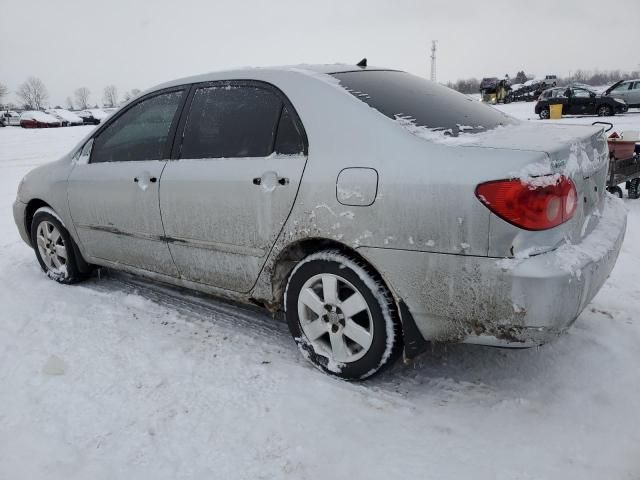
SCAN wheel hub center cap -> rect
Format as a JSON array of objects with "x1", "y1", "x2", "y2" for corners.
[{"x1": 327, "y1": 310, "x2": 341, "y2": 325}]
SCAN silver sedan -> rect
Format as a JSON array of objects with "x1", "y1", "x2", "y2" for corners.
[{"x1": 13, "y1": 64, "x2": 627, "y2": 379}]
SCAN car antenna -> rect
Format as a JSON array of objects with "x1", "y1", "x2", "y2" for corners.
[{"x1": 356, "y1": 58, "x2": 367, "y2": 68}]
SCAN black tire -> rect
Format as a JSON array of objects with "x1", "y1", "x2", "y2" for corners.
[
  {"x1": 629, "y1": 178, "x2": 640, "y2": 199},
  {"x1": 607, "y1": 186, "x2": 624, "y2": 198},
  {"x1": 539, "y1": 108, "x2": 550, "y2": 120},
  {"x1": 31, "y1": 208, "x2": 88, "y2": 284},
  {"x1": 284, "y1": 251, "x2": 402, "y2": 380},
  {"x1": 597, "y1": 105, "x2": 613, "y2": 117}
]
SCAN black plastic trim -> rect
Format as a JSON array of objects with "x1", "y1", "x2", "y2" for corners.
[{"x1": 398, "y1": 300, "x2": 429, "y2": 359}]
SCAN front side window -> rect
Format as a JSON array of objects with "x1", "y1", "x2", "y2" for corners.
[
  {"x1": 91, "y1": 90, "x2": 184, "y2": 163},
  {"x1": 180, "y1": 84, "x2": 286, "y2": 159},
  {"x1": 331, "y1": 70, "x2": 515, "y2": 135}
]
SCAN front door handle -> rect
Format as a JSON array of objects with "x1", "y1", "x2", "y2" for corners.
[{"x1": 134, "y1": 176, "x2": 157, "y2": 183}]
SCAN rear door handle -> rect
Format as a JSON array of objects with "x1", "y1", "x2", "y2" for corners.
[{"x1": 252, "y1": 172, "x2": 289, "y2": 188}]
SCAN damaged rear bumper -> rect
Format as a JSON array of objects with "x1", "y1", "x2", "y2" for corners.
[{"x1": 358, "y1": 195, "x2": 627, "y2": 347}]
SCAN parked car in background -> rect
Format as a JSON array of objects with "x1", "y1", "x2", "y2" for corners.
[
  {"x1": 535, "y1": 86, "x2": 628, "y2": 118},
  {"x1": 45, "y1": 109, "x2": 84, "y2": 126},
  {"x1": 13, "y1": 64, "x2": 627, "y2": 380},
  {"x1": 1, "y1": 110, "x2": 21, "y2": 127},
  {"x1": 541, "y1": 75, "x2": 558, "y2": 88},
  {"x1": 605, "y1": 79, "x2": 640, "y2": 108},
  {"x1": 76, "y1": 109, "x2": 108, "y2": 125},
  {"x1": 19, "y1": 111, "x2": 62, "y2": 128}
]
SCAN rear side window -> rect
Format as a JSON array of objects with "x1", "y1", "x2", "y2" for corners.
[
  {"x1": 180, "y1": 85, "x2": 284, "y2": 158},
  {"x1": 331, "y1": 70, "x2": 515, "y2": 134},
  {"x1": 91, "y1": 90, "x2": 184, "y2": 163}
]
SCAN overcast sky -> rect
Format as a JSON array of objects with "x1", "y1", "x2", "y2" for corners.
[{"x1": 2, "y1": 0, "x2": 639, "y2": 107}]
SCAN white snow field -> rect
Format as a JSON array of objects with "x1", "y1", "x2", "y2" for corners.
[{"x1": 1, "y1": 105, "x2": 640, "y2": 480}]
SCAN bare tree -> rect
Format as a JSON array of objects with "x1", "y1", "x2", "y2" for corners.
[
  {"x1": 17, "y1": 77, "x2": 49, "y2": 110},
  {"x1": 66, "y1": 96, "x2": 74, "y2": 110},
  {"x1": 123, "y1": 88, "x2": 141, "y2": 103},
  {"x1": 74, "y1": 87, "x2": 91, "y2": 109},
  {"x1": 103, "y1": 85, "x2": 118, "y2": 107},
  {"x1": 0, "y1": 82, "x2": 8, "y2": 105}
]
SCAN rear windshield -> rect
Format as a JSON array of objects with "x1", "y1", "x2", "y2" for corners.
[{"x1": 331, "y1": 70, "x2": 515, "y2": 135}]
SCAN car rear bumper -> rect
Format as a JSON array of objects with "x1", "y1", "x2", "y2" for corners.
[{"x1": 358, "y1": 195, "x2": 627, "y2": 347}]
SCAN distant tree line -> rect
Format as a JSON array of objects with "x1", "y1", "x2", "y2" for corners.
[
  {"x1": 447, "y1": 69, "x2": 640, "y2": 94},
  {"x1": 1, "y1": 77, "x2": 142, "y2": 110}
]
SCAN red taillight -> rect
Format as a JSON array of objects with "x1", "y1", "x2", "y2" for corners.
[{"x1": 475, "y1": 176, "x2": 577, "y2": 231}]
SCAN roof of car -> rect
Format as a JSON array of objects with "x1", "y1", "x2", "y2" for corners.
[{"x1": 146, "y1": 64, "x2": 394, "y2": 95}]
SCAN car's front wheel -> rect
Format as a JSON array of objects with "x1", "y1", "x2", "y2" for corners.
[
  {"x1": 285, "y1": 251, "x2": 402, "y2": 380},
  {"x1": 31, "y1": 208, "x2": 88, "y2": 284},
  {"x1": 597, "y1": 105, "x2": 613, "y2": 116},
  {"x1": 539, "y1": 108, "x2": 550, "y2": 119}
]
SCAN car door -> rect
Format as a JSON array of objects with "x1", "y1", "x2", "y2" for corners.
[
  {"x1": 67, "y1": 88, "x2": 186, "y2": 275},
  {"x1": 550, "y1": 89, "x2": 568, "y2": 112},
  {"x1": 569, "y1": 88, "x2": 594, "y2": 114},
  {"x1": 159, "y1": 81, "x2": 308, "y2": 293}
]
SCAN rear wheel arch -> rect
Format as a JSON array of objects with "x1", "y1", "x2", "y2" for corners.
[{"x1": 272, "y1": 238, "x2": 397, "y2": 308}]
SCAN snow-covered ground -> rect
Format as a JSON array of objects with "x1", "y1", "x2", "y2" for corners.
[{"x1": 1, "y1": 106, "x2": 640, "y2": 479}]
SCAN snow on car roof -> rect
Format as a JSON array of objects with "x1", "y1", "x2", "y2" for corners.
[
  {"x1": 20, "y1": 111, "x2": 59, "y2": 122},
  {"x1": 46, "y1": 109, "x2": 83, "y2": 122}
]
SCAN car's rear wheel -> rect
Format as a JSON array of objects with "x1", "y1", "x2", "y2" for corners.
[
  {"x1": 31, "y1": 209, "x2": 87, "y2": 284},
  {"x1": 539, "y1": 108, "x2": 550, "y2": 119},
  {"x1": 284, "y1": 251, "x2": 402, "y2": 380},
  {"x1": 597, "y1": 105, "x2": 613, "y2": 116}
]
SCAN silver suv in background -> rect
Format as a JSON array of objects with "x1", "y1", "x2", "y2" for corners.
[{"x1": 605, "y1": 79, "x2": 640, "y2": 108}]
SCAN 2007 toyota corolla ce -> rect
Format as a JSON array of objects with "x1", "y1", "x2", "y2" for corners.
[{"x1": 13, "y1": 63, "x2": 627, "y2": 379}]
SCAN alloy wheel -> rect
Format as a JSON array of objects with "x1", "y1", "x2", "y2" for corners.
[
  {"x1": 297, "y1": 273, "x2": 373, "y2": 364},
  {"x1": 36, "y1": 220, "x2": 68, "y2": 275}
]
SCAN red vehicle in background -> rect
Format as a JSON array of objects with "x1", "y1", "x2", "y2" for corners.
[{"x1": 19, "y1": 111, "x2": 62, "y2": 128}]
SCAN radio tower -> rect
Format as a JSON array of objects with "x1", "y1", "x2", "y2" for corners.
[{"x1": 430, "y1": 40, "x2": 438, "y2": 82}]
